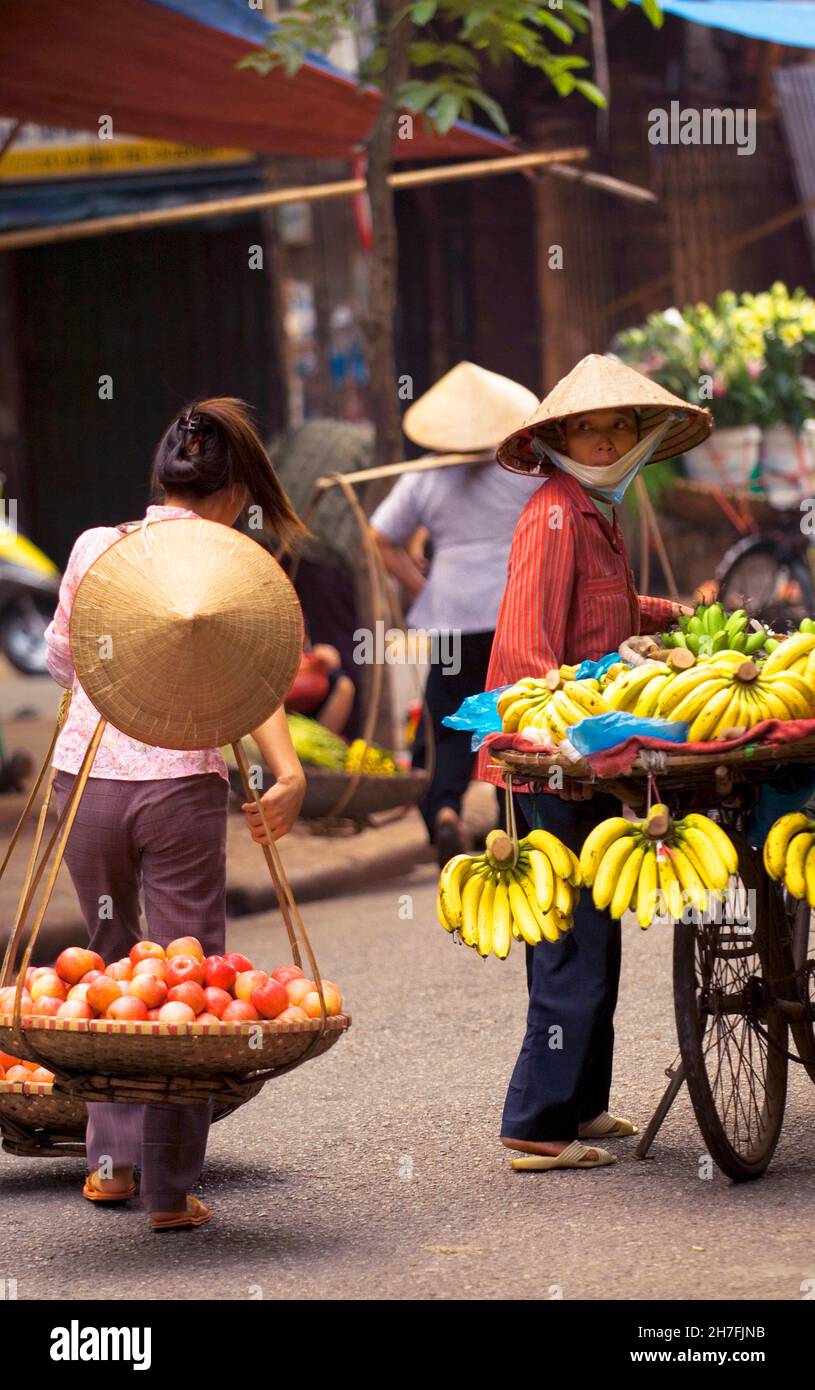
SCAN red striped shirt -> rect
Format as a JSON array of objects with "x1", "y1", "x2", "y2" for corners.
[{"x1": 476, "y1": 468, "x2": 676, "y2": 788}]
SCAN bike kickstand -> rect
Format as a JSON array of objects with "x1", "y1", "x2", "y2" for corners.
[{"x1": 635, "y1": 1056, "x2": 686, "y2": 1159}]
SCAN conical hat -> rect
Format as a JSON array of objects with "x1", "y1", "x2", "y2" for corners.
[
  {"x1": 70, "y1": 518, "x2": 303, "y2": 750},
  {"x1": 496, "y1": 353, "x2": 713, "y2": 474},
  {"x1": 403, "y1": 361, "x2": 539, "y2": 453}
]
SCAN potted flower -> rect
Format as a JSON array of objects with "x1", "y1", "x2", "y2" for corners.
[{"x1": 746, "y1": 283, "x2": 815, "y2": 505}]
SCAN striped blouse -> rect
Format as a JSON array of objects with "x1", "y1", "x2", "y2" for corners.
[{"x1": 476, "y1": 468, "x2": 676, "y2": 788}]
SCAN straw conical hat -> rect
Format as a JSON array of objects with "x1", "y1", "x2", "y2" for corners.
[
  {"x1": 497, "y1": 353, "x2": 713, "y2": 474},
  {"x1": 70, "y1": 518, "x2": 303, "y2": 749},
  {"x1": 402, "y1": 361, "x2": 539, "y2": 453}
]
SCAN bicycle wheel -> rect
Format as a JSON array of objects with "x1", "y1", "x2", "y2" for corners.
[
  {"x1": 715, "y1": 537, "x2": 813, "y2": 629},
  {"x1": 673, "y1": 833, "x2": 788, "y2": 1181}
]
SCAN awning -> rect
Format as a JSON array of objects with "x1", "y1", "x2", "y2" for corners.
[
  {"x1": 0, "y1": 0, "x2": 513, "y2": 162},
  {"x1": 629, "y1": 0, "x2": 815, "y2": 47}
]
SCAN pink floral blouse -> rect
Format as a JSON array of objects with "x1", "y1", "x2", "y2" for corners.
[{"x1": 45, "y1": 505, "x2": 230, "y2": 783}]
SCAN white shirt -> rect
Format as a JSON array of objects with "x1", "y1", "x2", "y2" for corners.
[{"x1": 370, "y1": 461, "x2": 541, "y2": 634}]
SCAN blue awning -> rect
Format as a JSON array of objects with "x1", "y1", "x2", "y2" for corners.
[{"x1": 630, "y1": 0, "x2": 815, "y2": 47}]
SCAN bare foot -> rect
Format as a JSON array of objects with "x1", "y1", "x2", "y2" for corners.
[{"x1": 87, "y1": 1164, "x2": 134, "y2": 1196}]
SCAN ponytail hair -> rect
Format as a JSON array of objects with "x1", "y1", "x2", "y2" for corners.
[{"x1": 150, "y1": 397, "x2": 308, "y2": 552}]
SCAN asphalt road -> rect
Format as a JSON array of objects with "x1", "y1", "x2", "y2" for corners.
[{"x1": 3, "y1": 863, "x2": 815, "y2": 1302}]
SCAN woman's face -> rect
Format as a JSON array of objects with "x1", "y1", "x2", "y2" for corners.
[{"x1": 558, "y1": 407, "x2": 639, "y2": 467}]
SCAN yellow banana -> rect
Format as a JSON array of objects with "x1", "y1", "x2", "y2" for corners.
[
  {"x1": 508, "y1": 876, "x2": 542, "y2": 945},
  {"x1": 656, "y1": 848, "x2": 685, "y2": 919},
  {"x1": 656, "y1": 664, "x2": 716, "y2": 716},
  {"x1": 710, "y1": 688, "x2": 743, "y2": 738},
  {"x1": 552, "y1": 688, "x2": 589, "y2": 728},
  {"x1": 517, "y1": 871, "x2": 561, "y2": 942},
  {"x1": 632, "y1": 672, "x2": 673, "y2": 718},
  {"x1": 523, "y1": 828, "x2": 573, "y2": 881},
  {"x1": 577, "y1": 817, "x2": 633, "y2": 885},
  {"x1": 762, "y1": 631, "x2": 815, "y2": 675},
  {"x1": 670, "y1": 844, "x2": 709, "y2": 914},
  {"x1": 527, "y1": 848, "x2": 555, "y2": 913},
  {"x1": 438, "y1": 853, "x2": 474, "y2": 927},
  {"x1": 665, "y1": 677, "x2": 729, "y2": 726},
  {"x1": 436, "y1": 893, "x2": 455, "y2": 931},
  {"x1": 517, "y1": 700, "x2": 550, "y2": 732},
  {"x1": 492, "y1": 878, "x2": 512, "y2": 959},
  {"x1": 460, "y1": 871, "x2": 485, "y2": 946},
  {"x1": 763, "y1": 811, "x2": 814, "y2": 880},
  {"x1": 636, "y1": 846, "x2": 659, "y2": 928},
  {"x1": 593, "y1": 834, "x2": 640, "y2": 911},
  {"x1": 681, "y1": 813, "x2": 738, "y2": 875},
  {"x1": 764, "y1": 673, "x2": 814, "y2": 719},
  {"x1": 552, "y1": 873, "x2": 573, "y2": 917},
  {"x1": 783, "y1": 830, "x2": 815, "y2": 900},
  {"x1": 751, "y1": 682, "x2": 791, "y2": 722},
  {"x1": 676, "y1": 825, "x2": 729, "y2": 892},
  {"x1": 501, "y1": 696, "x2": 538, "y2": 732},
  {"x1": 610, "y1": 841, "x2": 646, "y2": 920},
  {"x1": 562, "y1": 680, "x2": 608, "y2": 718},
  {"x1": 806, "y1": 845, "x2": 815, "y2": 910},
  {"x1": 606, "y1": 663, "x2": 670, "y2": 712},
  {"x1": 687, "y1": 684, "x2": 737, "y2": 743},
  {"x1": 540, "y1": 704, "x2": 569, "y2": 744},
  {"x1": 565, "y1": 845, "x2": 581, "y2": 887},
  {"x1": 476, "y1": 875, "x2": 496, "y2": 958}
]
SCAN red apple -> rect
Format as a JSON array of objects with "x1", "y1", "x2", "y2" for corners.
[
  {"x1": 271, "y1": 965, "x2": 306, "y2": 985},
  {"x1": 105, "y1": 958, "x2": 133, "y2": 982},
  {"x1": 301, "y1": 986, "x2": 343, "y2": 1019},
  {"x1": 0, "y1": 1051, "x2": 19, "y2": 1069},
  {"x1": 203, "y1": 956, "x2": 237, "y2": 992},
  {"x1": 5, "y1": 1065, "x2": 32, "y2": 1083},
  {"x1": 146, "y1": 1008, "x2": 162, "y2": 1021},
  {"x1": 234, "y1": 969, "x2": 269, "y2": 1003},
  {"x1": 67, "y1": 983, "x2": 91, "y2": 1003},
  {"x1": 79, "y1": 969, "x2": 106, "y2": 986},
  {"x1": 285, "y1": 977, "x2": 314, "y2": 1007},
  {"x1": 31, "y1": 995, "x2": 64, "y2": 1017},
  {"x1": 276, "y1": 1005, "x2": 309, "y2": 1024},
  {"x1": 251, "y1": 977, "x2": 288, "y2": 1020},
  {"x1": 54, "y1": 947, "x2": 97, "y2": 984},
  {"x1": 158, "y1": 1001, "x2": 196, "y2": 1023},
  {"x1": 224, "y1": 952, "x2": 254, "y2": 974},
  {"x1": 31, "y1": 974, "x2": 67, "y2": 1003},
  {"x1": 29, "y1": 1066, "x2": 56, "y2": 1083},
  {"x1": 195, "y1": 1012, "x2": 223, "y2": 1025},
  {"x1": 87, "y1": 977, "x2": 123, "y2": 1015},
  {"x1": 166, "y1": 936, "x2": 204, "y2": 962},
  {"x1": 167, "y1": 981, "x2": 206, "y2": 1015},
  {"x1": 24, "y1": 967, "x2": 38, "y2": 989},
  {"x1": 165, "y1": 955, "x2": 205, "y2": 989},
  {"x1": 106, "y1": 995, "x2": 149, "y2": 1022},
  {"x1": 127, "y1": 975, "x2": 168, "y2": 1009},
  {"x1": 31, "y1": 966, "x2": 57, "y2": 980},
  {"x1": 57, "y1": 999, "x2": 93, "y2": 1020},
  {"x1": 0, "y1": 987, "x2": 29, "y2": 1016},
  {"x1": 129, "y1": 940, "x2": 166, "y2": 966},
  {"x1": 202, "y1": 986, "x2": 232, "y2": 1019},
  {"x1": 88, "y1": 950, "x2": 106, "y2": 973},
  {"x1": 221, "y1": 999, "x2": 260, "y2": 1022},
  {"x1": 132, "y1": 957, "x2": 168, "y2": 981}
]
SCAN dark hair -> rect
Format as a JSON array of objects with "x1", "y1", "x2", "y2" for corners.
[{"x1": 150, "y1": 397, "x2": 307, "y2": 551}]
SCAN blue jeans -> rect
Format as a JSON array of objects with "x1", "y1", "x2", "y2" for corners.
[{"x1": 501, "y1": 791, "x2": 622, "y2": 1142}]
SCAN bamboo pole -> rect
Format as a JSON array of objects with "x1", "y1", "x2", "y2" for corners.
[
  {"x1": 312, "y1": 449, "x2": 497, "y2": 490},
  {"x1": 0, "y1": 146, "x2": 589, "y2": 253}
]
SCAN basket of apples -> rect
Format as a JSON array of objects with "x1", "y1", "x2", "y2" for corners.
[{"x1": 0, "y1": 934, "x2": 348, "y2": 1109}]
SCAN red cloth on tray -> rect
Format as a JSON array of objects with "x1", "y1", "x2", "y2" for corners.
[{"x1": 481, "y1": 718, "x2": 815, "y2": 785}]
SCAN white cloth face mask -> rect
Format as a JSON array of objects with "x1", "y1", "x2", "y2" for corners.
[{"x1": 530, "y1": 413, "x2": 679, "y2": 504}]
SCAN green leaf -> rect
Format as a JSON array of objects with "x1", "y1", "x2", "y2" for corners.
[
  {"x1": 411, "y1": 0, "x2": 437, "y2": 22},
  {"x1": 398, "y1": 78, "x2": 442, "y2": 113},
  {"x1": 468, "y1": 88, "x2": 510, "y2": 134},
  {"x1": 573, "y1": 77, "x2": 608, "y2": 106},
  {"x1": 432, "y1": 90, "x2": 462, "y2": 134},
  {"x1": 641, "y1": 0, "x2": 664, "y2": 27}
]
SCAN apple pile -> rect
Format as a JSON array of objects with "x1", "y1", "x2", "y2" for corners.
[
  {"x1": 0, "y1": 1050, "x2": 55, "y2": 1085},
  {"x1": 0, "y1": 936, "x2": 344, "y2": 1027}
]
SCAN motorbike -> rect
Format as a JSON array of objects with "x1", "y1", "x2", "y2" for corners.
[{"x1": 0, "y1": 477, "x2": 60, "y2": 675}]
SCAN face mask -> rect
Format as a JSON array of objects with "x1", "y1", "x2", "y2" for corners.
[{"x1": 530, "y1": 413, "x2": 680, "y2": 504}]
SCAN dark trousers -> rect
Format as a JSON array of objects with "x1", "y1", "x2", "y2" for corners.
[
  {"x1": 501, "y1": 791, "x2": 622, "y2": 1142},
  {"x1": 411, "y1": 629, "x2": 495, "y2": 839},
  {"x1": 52, "y1": 769, "x2": 229, "y2": 1213}
]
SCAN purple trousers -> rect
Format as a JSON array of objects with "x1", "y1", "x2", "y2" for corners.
[{"x1": 52, "y1": 769, "x2": 229, "y2": 1213}]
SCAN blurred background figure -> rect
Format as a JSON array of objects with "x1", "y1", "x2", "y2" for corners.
[
  {"x1": 284, "y1": 640, "x2": 355, "y2": 736},
  {"x1": 370, "y1": 362, "x2": 540, "y2": 866}
]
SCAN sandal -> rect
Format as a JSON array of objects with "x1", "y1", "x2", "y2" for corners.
[
  {"x1": 578, "y1": 1111, "x2": 639, "y2": 1139},
  {"x1": 83, "y1": 1170, "x2": 137, "y2": 1203},
  {"x1": 508, "y1": 1139, "x2": 617, "y2": 1171},
  {"x1": 150, "y1": 1196, "x2": 211, "y2": 1232}
]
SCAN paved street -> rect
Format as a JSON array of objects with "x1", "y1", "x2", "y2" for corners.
[{"x1": 3, "y1": 863, "x2": 814, "y2": 1302}]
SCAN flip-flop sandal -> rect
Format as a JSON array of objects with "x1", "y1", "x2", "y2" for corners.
[
  {"x1": 83, "y1": 1170, "x2": 137, "y2": 1203},
  {"x1": 150, "y1": 1196, "x2": 211, "y2": 1232},
  {"x1": 578, "y1": 1111, "x2": 639, "y2": 1139},
  {"x1": 508, "y1": 1140, "x2": 617, "y2": 1171}
]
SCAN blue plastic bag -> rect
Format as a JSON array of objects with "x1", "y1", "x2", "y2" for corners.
[
  {"x1": 568, "y1": 710, "x2": 689, "y2": 756},
  {"x1": 574, "y1": 652, "x2": 629, "y2": 682},
  {"x1": 442, "y1": 687, "x2": 507, "y2": 750}
]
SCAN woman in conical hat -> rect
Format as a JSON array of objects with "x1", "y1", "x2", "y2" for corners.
[
  {"x1": 476, "y1": 354, "x2": 712, "y2": 1172},
  {"x1": 45, "y1": 398, "x2": 308, "y2": 1230},
  {"x1": 369, "y1": 362, "x2": 541, "y2": 866}
]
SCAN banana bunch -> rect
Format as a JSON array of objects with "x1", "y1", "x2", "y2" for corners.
[
  {"x1": 660, "y1": 602, "x2": 768, "y2": 658},
  {"x1": 497, "y1": 671, "x2": 609, "y2": 744},
  {"x1": 759, "y1": 630, "x2": 815, "y2": 684},
  {"x1": 763, "y1": 812, "x2": 815, "y2": 906},
  {"x1": 436, "y1": 828, "x2": 580, "y2": 958},
  {"x1": 345, "y1": 739, "x2": 399, "y2": 776},
  {"x1": 579, "y1": 804, "x2": 739, "y2": 925},
  {"x1": 765, "y1": 616, "x2": 815, "y2": 656}
]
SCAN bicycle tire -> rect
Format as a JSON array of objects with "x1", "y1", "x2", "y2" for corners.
[{"x1": 715, "y1": 536, "x2": 814, "y2": 628}]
